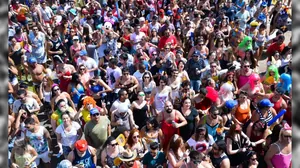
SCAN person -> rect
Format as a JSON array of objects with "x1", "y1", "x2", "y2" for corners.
[
  {"x1": 138, "y1": 72, "x2": 156, "y2": 102},
  {"x1": 222, "y1": 100, "x2": 236, "y2": 133},
  {"x1": 25, "y1": 57, "x2": 47, "y2": 93},
  {"x1": 118, "y1": 149, "x2": 143, "y2": 168},
  {"x1": 251, "y1": 99, "x2": 277, "y2": 124},
  {"x1": 67, "y1": 139, "x2": 97, "y2": 168},
  {"x1": 84, "y1": 108, "x2": 111, "y2": 150},
  {"x1": 186, "y1": 125, "x2": 215, "y2": 154},
  {"x1": 140, "y1": 117, "x2": 164, "y2": 150},
  {"x1": 111, "y1": 104, "x2": 138, "y2": 131},
  {"x1": 106, "y1": 57, "x2": 122, "y2": 102},
  {"x1": 12, "y1": 89, "x2": 40, "y2": 116},
  {"x1": 235, "y1": 60, "x2": 253, "y2": 89},
  {"x1": 143, "y1": 142, "x2": 166, "y2": 168},
  {"x1": 76, "y1": 50, "x2": 98, "y2": 78},
  {"x1": 28, "y1": 25, "x2": 47, "y2": 64},
  {"x1": 101, "y1": 136, "x2": 125, "y2": 168},
  {"x1": 156, "y1": 101, "x2": 187, "y2": 150},
  {"x1": 166, "y1": 134, "x2": 189, "y2": 168},
  {"x1": 131, "y1": 91, "x2": 150, "y2": 129},
  {"x1": 187, "y1": 150, "x2": 214, "y2": 168},
  {"x1": 67, "y1": 73, "x2": 86, "y2": 107},
  {"x1": 55, "y1": 112, "x2": 82, "y2": 159},
  {"x1": 209, "y1": 140, "x2": 230, "y2": 168},
  {"x1": 238, "y1": 73, "x2": 265, "y2": 103},
  {"x1": 232, "y1": 91, "x2": 251, "y2": 126},
  {"x1": 10, "y1": 139, "x2": 38, "y2": 168},
  {"x1": 57, "y1": 159, "x2": 74, "y2": 168},
  {"x1": 126, "y1": 129, "x2": 148, "y2": 159},
  {"x1": 24, "y1": 117, "x2": 53, "y2": 168},
  {"x1": 264, "y1": 123, "x2": 292, "y2": 168},
  {"x1": 110, "y1": 89, "x2": 131, "y2": 113},
  {"x1": 50, "y1": 84, "x2": 76, "y2": 113},
  {"x1": 242, "y1": 151, "x2": 259, "y2": 168},
  {"x1": 54, "y1": 55, "x2": 76, "y2": 92},
  {"x1": 39, "y1": 75, "x2": 53, "y2": 119}
]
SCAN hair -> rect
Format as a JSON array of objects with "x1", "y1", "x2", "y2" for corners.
[
  {"x1": 127, "y1": 129, "x2": 140, "y2": 148},
  {"x1": 150, "y1": 142, "x2": 160, "y2": 150},
  {"x1": 189, "y1": 150, "x2": 204, "y2": 161},
  {"x1": 159, "y1": 76, "x2": 168, "y2": 84},
  {"x1": 122, "y1": 66, "x2": 130, "y2": 73},
  {"x1": 14, "y1": 138, "x2": 29, "y2": 150},
  {"x1": 103, "y1": 136, "x2": 116, "y2": 148},
  {"x1": 55, "y1": 99, "x2": 67, "y2": 109},
  {"x1": 243, "y1": 151, "x2": 257, "y2": 168},
  {"x1": 180, "y1": 97, "x2": 192, "y2": 108},
  {"x1": 109, "y1": 57, "x2": 118, "y2": 65},
  {"x1": 83, "y1": 96, "x2": 96, "y2": 108},
  {"x1": 118, "y1": 89, "x2": 127, "y2": 96},
  {"x1": 181, "y1": 80, "x2": 191, "y2": 88},
  {"x1": 145, "y1": 117, "x2": 160, "y2": 132},
  {"x1": 227, "y1": 123, "x2": 242, "y2": 138},
  {"x1": 167, "y1": 134, "x2": 185, "y2": 160},
  {"x1": 278, "y1": 124, "x2": 292, "y2": 142},
  {"x1": 42, "y1": 75, "x2": 54, "y2": 88},
  {"x1": 61, "y1": 112, "x2": 72, "y2": 121},
  {"x1": 51, "y1": 85, "x2": 60, "y2": 98},
  {"x1": 252, "y1": 119, "x2": 267, "y2": 133},
  {"x1": 270, "y1": 124, "x2": 283, "y2": 143},
  {"x1": 199, "y1": 88, "x2": 207, "y2": 96},
  {"x1": 195, "y1": 125, "x2": 210, "y2": 142},
  {"x1": 215, "y1": 139, "x2": 226, "y2": 153},
  {"x1": 24, "y1": 117, "x2": 35, "y2": 125},
  {"x1": 142, "y1": 71, "x2": 153, "y2": 82},
  {"x1": 244, "y1": 50, "x2": 257, "y2": 68},
  {"x1": 17, "y1": 89, "x2": 26, "y2": 96},
  {"x1": 70, "y1": 72, "x2": 84, "y2": 86},
  {"x1": 248, "y1": 73, "x2": 261, "y2": 90}
]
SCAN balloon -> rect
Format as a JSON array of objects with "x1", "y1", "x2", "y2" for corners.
[{"x1": 267, "y1": 109, "x2": 287, "y2": 126}]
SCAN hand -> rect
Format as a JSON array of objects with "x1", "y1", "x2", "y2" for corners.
[
  {"x1": 117, "y1": 119, "x2": 123, "y2": 125},
  {"x1": 57, "y1": 50, "x2": 63, "y2": 54},
  {"x1": 58, "y1": 147, "x2": 63, "y2": 155},
  {"x1": 134, "y1": 124, "x2": 139, "y2": 129},
  {"x1": 196, "y1": 70, "x2": 200, "y2": 75},
  {"x1": 11, "y1": 163, "x2": 19, "y2": 168},
  {"x1": 128, "y1": 87, "x2": 133, "y2": 92},
  {"x1": 101, "y1": 102, "x2": 106, "y2": 108},
  {"x1": 239, "y1": 148, "x2": 247, "y2": 152},
  {"x1": 172, "y1": 121, "x2": 179, "y2": 128},
  {"x1": 251, "y1": 142, "x2": 256, "y2": 147}
]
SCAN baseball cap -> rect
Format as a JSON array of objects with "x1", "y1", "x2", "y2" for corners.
[
  {"x1": 167, "y1": 10, "x2": 173, "y2": 16},
  {"x1": 19, "y1": 82, "x2": 28, "y2": 89},
  {"x1": 75, "y1": 140, "x2": 88, "y2": 152},
  {"x1": 53, "y1": 55, "x2": 64, "y2": 63},
  {"x1": 28, "y1": 57, "x2": 37, "y2": 64},
  {"x1": 176, "y1": 50, "x2": 183, "y2": 54},
  {"x1": 82, "y1": 8, "x2": 89, "y2": 14},
  {"x1": 72, "y1": 36, "x2": 79, "y2": 40},
  {"x1": 225, "y1": 100, "x2": 238, "y2": 109},
  {"x1": 139, "y1": 17, "x2": 145, "y2": 22},
  {"x1": 79, "y1": 50, "x2": 87, "y2": 56},
  {"x1": 90, "y1": 108, "x2": 100, "y2": 115},
  {"x1": 69, "y1": 8, "x2": 77, "y2": 16},
  {"x1": 259, "y1": 99, "x2": 274, "y2": 108},
  {"x1": 193, "y1": 50, "x2": 201, "y2": 56}
]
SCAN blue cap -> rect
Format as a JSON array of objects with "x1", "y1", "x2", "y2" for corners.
[
  {"x1": 225, "y1": 100, "x2": 238, "y2": 109},
  {"x1": 150, "y1": 7, "x2": 155, "y2": 12},
  {"x1": 193, "y1": 50, "x2": 201, "y2": 56},
  {"x1": 90, "y1": 108, "x2": 100, "y2": 115},
  {"x1": 69, "y1": 8, "x2": 77, "y2": 16},
  {"x1": 28, "y1": 57, "x2": 37, "y2": 64},
  {"x1": 177, "y1": 8, "x2": 183, "y2": 13},
  {"x1": 259, "y1": 99, "x2": 274, "y2": 107},
  {"x1": 79, "y1": 50, "x2": 87, "y2": 56},
  {"x1": 261, "y1": 1, "x2": 267, "y2": 7},
  {"x1": 258, "y1": 14, "x2": 266, "y2": 21},
  {"x1": 167, "y1": 10, "x2": 173, "y2": 16}
]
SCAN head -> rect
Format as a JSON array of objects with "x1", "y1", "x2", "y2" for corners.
[
  {"x1": 17, "y1": 89, "x2": 27, "y2": 103},
  {"x1": 122, "y1": 67, "x2": 130, "y2": 78},
  {"x1": 212, "y1": 140, "x2": 227, "y2": 155},
  {"x1": 51, "y1": 85, "x2": 61, "y2": 97},
  {"x1": 238, "y1": 90, "x2": 248, "y2": 102},
  {"x1": 252, "y1": 119, "x2": 267, "y2": 132},
  {"x1": 117, "y1": 105, "x2": 129, "y2": 117},
  {"x1": 145, "y1": 117, "x2": 160, "y2": 131},
  {"x1": 142, "y1": 72, "x2": 152, "y2": 83},
  {"x1": 181, "y1": 97, "x2": 192, "y2": 109},
  {"x1": 164, "y1": 28, "x2": 171, "y2": 37},
  {"x1": 119, "y1": 149, "x2": 137, "y2": 167},
  {"x1": 198, "y1": 88, "x2": 208, "y2": 101},
  {"x1": 118, "y1": 89, "x2": 128, "y2": 101},
  {"x1": 149, "y1": 142, "x2": 160, "y2": 158},
  {"x1": 159, "y1": 76, "x2": 168, "y2": 87},
  {"x1": 249, "y1": 73, "x2": 261, "y2": 90},
  {"x1": 24, "y1": 117, "x2": 36, "y2": 132},
  {"x1": 90, "y1": 108, "x2": 101, "y2": 122},
  {"x1": 167, "y1": 134, "x2": 185, "y2": 159},
  {"x1": 27, "y1": 57, "x2": 38, "y2": 68},
  {"x1": 177, "y1": 60, "x2": 185, "y2": 70},
  {"x1": 258, "y1": 99, "x2": 274, "y2": 111},
  {"x1": 209, "y1": 105, "x2": 220, "y2": 119},
  {"x1": 189, "y1": 151, "x2": 207, "y2": 168},
  {"x1": 78, "y1": 65, "x2": 87, "y2": 74},
  {"x1": 61, "y1": 112, "x2": 72, "y2": 125},
  {"x1": 104, "y1": 136, "x2": 119, "y2": 150},
  {"x1": 56, "y1": 99, "x2": 68, "y2": 113},
  {"x1": 164, "y1": 101, "x2": 173, "y2": 114},
  {"x1": 277, "y1": 35, "x2": 285, "y2": 45},
  {"x1": 109, "y1": 58, "x2": 118, "y2": 69},
  {"x1": 127, "y1": 129, "x2": 141, "y2": 146},
  {"x1": 195, "y1": 125, "x2": 209, "y2": 142},
  {"x1": 192, "y1": 51, "x2": 201, "y2": 61},
  {"x1": 278, "y1": 123, "x2": 292, "y2": 143},
  {"x1": 75, "y1": 140, "x2": 88, "y2": 155},
  {"x1": 42, "y1": 75, "x2": 54, "y2": 87}
]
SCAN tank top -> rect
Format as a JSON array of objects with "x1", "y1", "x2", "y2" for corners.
[
  {"x1": 205, "y1": 120, "x2": 219, "y2": 141},
  {"x1": 42, "y1": 86, "x2": 51, "y2": 103},
  {"x1": 238, "y1": 74, "x2": 250, "y2": 89},
  {"x1": 106, "y1": 147, "x2": 121, "y2": 168},
  {"x1": 154, "y1": 88, "x2": 169, "y2": 113},
  {"x1": 161, "y1": 112, "x2": 180, "y2": 150},
  {"x1": 194, "y1": 97, "x2": 212, "y2": 111},
  {"x1": 235, "y1": 102, "x2": 251, "y2": 124},
  {"x1": 49, "y1": 38, "x2": 63, "y2": 57},
  {"x1": 73, "y1": 147, "x2": 94, "y2": 168},
  {"x1": 270, "y1": 96, "x2": 283, "y2": 114},
  {"x1": 142, "y1": 82, "x2": 154, "y2": 95},
  {"x1": 114, "y1": 112, "x2": 131, "y2": 131},
  {"x1": 271, "y1": 143, "x2": 291, "y2": 168},
  {"x1": 133, "y1": 103, "x2": 148, "y2": 129},
  {"x1": 250, "y1": 131, "x2": 264, "y2": 154},
  {"x1": 258, "y1": 109, "x2": 273, "y2": 123},
  {"x1": 25, "y1": 126, "x2": 48, "y2": 154},
  {"x1": 209, "y1": 153, "x2": 228, "y2": 168},
  {"x1": 14, "y1": 152, "x2": 36, "y2": 168},
  {"x1": 71, "y1": 84, "x2": 85, "y2": 104}
]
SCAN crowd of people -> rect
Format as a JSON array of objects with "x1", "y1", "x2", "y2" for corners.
[{"x1": 7, "y1": 0, "x2": 292, "y2": 167}]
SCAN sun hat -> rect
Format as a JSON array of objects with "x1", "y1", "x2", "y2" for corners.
[{"x1": 118, "y1": 149, "x2": 137, "y2": 162}]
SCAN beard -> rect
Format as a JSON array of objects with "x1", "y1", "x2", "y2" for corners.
[{"x1": 166, "y1": 108, "x2": 173, "y2": 113}]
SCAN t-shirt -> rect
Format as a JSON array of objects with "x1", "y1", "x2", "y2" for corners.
[
  {"x1": 187, "y1": 135, "x2": 215, "y2": 153},
  {"x1": 267, "y1": 42, "x2": 286, "y2": 56},
  {"x1": 106, "y1": 67, "x2": 122, "y2": 92},
  {"x1": 236, "y1": 11, "x2": 250, "y2": 30},
  {"x1": 110, "y1": 99, "x2": 131, "y2": 112},
  {"x1": 133, "y1": 70, "x2": 145, "y2": 85},
  {"x1": 143, "y1": 151, "x2": 166, "y2": 168},
  {"x1": 84, "y1": 116, "x2": 111, "y2": 148},
  {"x1": 55, "y1": 121, "x2": 81, "y2": 147},
  {"x1": 12, "y1": 98, "x2": 39, "y2": 114},
  {"x1": 77, "y1": 57, "x2": 97, "y2": 78},
  {"x1": 51, "y1": 107, "x2": 75, "y2": 126},
  {"x1": 158, "y1": 35, "x2": 177, "y2": 50},
  {"x1": 130, "y1": 32, "x2": 146, "y2": 50}
]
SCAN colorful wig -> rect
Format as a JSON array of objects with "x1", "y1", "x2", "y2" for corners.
[
  {"x1": 277, "y1": 73, "x2": 292, "y2": 93},
  {"x1": 219, "y1": 83, "x2": 234, "y2": 102},
  {"x1": 206, "y1": 86, "x2": 219, "y2": 103},
  {"x1": 83, "y1": 96, "x2": 97, "y2": 108},
  {"x1": 249, "y1": 73, "x2": 261, "y2": 90},
  {"x1": 265, "y1": 65, "x2": 280, "y2": 84},
  {"x1": 238, "y1": 36, "x2": 253, "y2": 51}
]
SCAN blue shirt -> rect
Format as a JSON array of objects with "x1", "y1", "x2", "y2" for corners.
[{"x1": 143, "y1": 151, "x2": 166, "y2": 168}]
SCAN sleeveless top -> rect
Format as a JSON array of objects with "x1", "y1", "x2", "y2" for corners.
[
  {"x1": 161, "y1": 112, "x2": 180, "y2": 150},
  {"x1": 73, "y1": 147, "x2": 94, "y2": 168},
  {"x1": 154, "y1": 88, "x2": 169, "y2": 113},
  {"x1": 238, "y1": 74, "x2": 250, "y2": 89},
  {"x1": 71, "y1": 84, "x2": 85, "y2": 104},
  {"x1": 258, "y1": 109, "x2": 273, "y2": 123},
  {"x1": 25, "y1": 126, "x2": 48, "y2": 154},
  {"x1": 142, "y1": 82, "x2": 155, "y2": 95},
  {"x1": 235, "y1": 102, "x2": 251, "y2": 124},
  {"x1": 42, "y1": 86, "x2": 51, "y2": 103},
  {"x1": 106, "y1": 146, "x2": 121, "y2": 168},
  {"x1": 167, "y1": 150, "x2": 187, "y2": 168},
  {"x1": 209, "y1": 152, "x2": 228, "y2": 168},
  {"x1": 49, "y1": 38, "x2": 63, "y2": 57},
  {"x1": 270, "y1": 96, "x2": 283, "y2": 114},
  {"x1": 14, "y1": 152, "x2": 36, "y2": 168},
  {"x1": 205, "y1": 120, "x2": 219, "y2": 141},
  {"x1": 114, "y1": 112, "x2": 131, "y2": 131},
  {"x1": 133, "y1": 103, "x2": 148, "y2": 129},
  {"x1": 271, "y1": 143, "x2": 292, "y2": 168}
]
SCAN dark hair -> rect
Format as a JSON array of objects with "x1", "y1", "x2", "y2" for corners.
[
  {"x1": 244, "y1": 50, "x2": 257, "y2": 68},
  {"x1": 159, "y1": 76, "x2": 168, "y2": 84},
  {"x1": 253, "y1": 119, "x2": 267, "y2": 132},
  {"x1": 17, "y1": 89, "x2": 26, "y2": 96},
  {"x1": 51, "y1": 85, "x2": 60, "y2": 98},
  {"x1": 181, "y1": 80, "x2": 190, "y2": 88},
  {"x1": 142, "y1": 72, "x2": 153, "y2": 82},
  {"x1": 55, "y1": 99, "x2": 67, "y2": 109},
  {"x1": 189, "y1": 150, "x2": 202, "y2": 161},
  {"x1": 180, "y1": 97, "x2": 192, "y2": 107},
  {"x1": 70, "y1": 73, "x2": 83, "y2": 86},
  {"x1": 215, "y1": 140, "x2": 226, "y2": 153},
  {"x1": 103, "y1": 136, "x2": 116, "y2": 148},
  {"x1": 199, "y1": 88, "x2": 207, "y2": 95},
  {"x1": 145, "y1": 117, "x2": 160, "y2": 132},
  {"x1": 155, "y1": 57, "x2": 162, "y2": 63},
  {"x1": 118, "y1": 89, "x2": 127, "y2": 96},
  {"x1": 24, "y1": 117, "x2": 35, "y2": 125},
  {"x1": 109, "y1": 58, "x2": 118, "y2": 65},
  {"x1": 150, "y1": 142, "x2": 160, "y2": 150},
  {"x1": 195, "y1": 125, "x2": 209, "y2": 142},
  {"x1": 209, "y1": 105, "x2": 219, "y2": 113},
  {"x1": 122, "y1": 67, "x2": 130, "y2": 73},
  {"x1": 270, "y1": 124, "x2": 283, "y2": 143}
]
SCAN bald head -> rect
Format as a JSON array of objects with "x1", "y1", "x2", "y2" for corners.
[{"x1": 165, "y1": 101, "x2": 173, "y2": 113}]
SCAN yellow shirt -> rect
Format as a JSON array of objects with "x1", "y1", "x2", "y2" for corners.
[{"x1": 51, "y1": 107, "x2": 75, "y2": 125}]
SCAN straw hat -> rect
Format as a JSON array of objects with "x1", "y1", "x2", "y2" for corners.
[{"x1": 118, "y1": 149, "x2": 137, "y2": 162}]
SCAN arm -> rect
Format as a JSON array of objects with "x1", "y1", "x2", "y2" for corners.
[
  {"x1": 84, "y1": 125, "x2": 95, "y2": 147},
  {"x1": 101, "y1": 149, "x2": 109, "y2": 168},
  {"x1": 220, "y1": 158, "x2": 231, "y2": 168},
  {"x1": 175, "y1": 111, "x2": 187, "y2": 128},
  {"x1": 226, "y1": 138, "x2": 243, "y2": 155},
  {"x1": 167, "y1": 151, "x2": 187, "y2": 168},
  {"x1": 65, "y1": 93, "x2": 77, "y2": 111},
  {"x1": 89, "y1": 146, "x2": 97, "y2": 165},
  {"x1": 43, "y1": 127, "x2": 53, "y2": 152},
  {"x1": 128, "y1": 109, "x2": 137, "y2": 129},
  {"x1": 56, "y1": 132, "x2": 63, "y2": 153},
  {"x1": 264, "y1": 144, "x2": 277, "y2": 168}
]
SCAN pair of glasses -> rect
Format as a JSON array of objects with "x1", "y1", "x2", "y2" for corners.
[
  {"x1": 211, "y1": 65, "x2": 217, "y2": 68},
  {"x1": 80, "y1": 68, "x2": 85, "y2": 70},
  {"x1": 244, "y1": 65, "x2": 250, "y2": 68},
  {"x1": 165, "y1": 48, "x2": 170, "y2": 50},
  {"x1": 92, "y1": 113, "x2": 100, "y2": 117},
  {"x1": 110, "y1": 143, "x2": 118, "y2": 147},
  {"x1": 54, "y1": 88, "x2": 60, "y2": 92},
  {"x1": 133, "y1": 135, "x2": 140, "y2": 139},
  {"x1": 139, "y1": 94, "x2": 145, "y2": 96},
  {"x1": 284, "y1": 135, "x2": 292, "y2": 138},
  {"x1": 144, "y1": 76, "x2": 150, "y2": 79}
]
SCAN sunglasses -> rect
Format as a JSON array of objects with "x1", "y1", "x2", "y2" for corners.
[
  {"x1": 73, "y1": 39, "x2": 79, "y2": 41},
  {"x1": 92, "y1": 113, "x2": 100, "y2": 117},
  {"x1": 193, "y1": 160, "x2": 202, "y2": 165},
  {"x1": 251, "y1": 158, "x2": 257, "y2": 161},
  {"x1": 284, "y1": 135, "x2": 292, "y2": 138},
  {"x1": 80, "y1": 68, "x2": 85, "y2": 70},
  {"x1": 212, "y1": 146, "x2": 218, "y2": 150},
  {"x1": 110, "y1": 143, "x2": 118, "y2": 147},
  {"x1": 54, "y1": 88, "x2": 60, "y2": 92},
  {"x1": 139, "y1": 94, "x2": 145, "y2": 96},
  {"x1": 165, "y1": 48, "x2": 170, "y2": 50},
  {"x1": 244, "y1": 65, "x2": 250, "y2": 68},
  {"x1": 144, "y1": 76, "x2": 150, "y2": 78},
  {"x1": 133, "y1": 135, "x2": 140, "y2": 139},
  {"x1": 211, "y1": 65, "x2": 217, "y2": 68}
]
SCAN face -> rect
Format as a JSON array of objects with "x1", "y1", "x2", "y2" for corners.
[
  {"x1": 210, "y1": 111, "x2": 219, "y2": 119},
  {"x1": 183, "y1": 99, "x2": 191, "y2": 109},
  {"x1": 250, "y1": 154, "x2": 258, "y2": 164},
  {"x1": 212, "y1": 144, "x2": 220, "y2": 155},
  {"x1": 173, "y1": 71, "x2": 178, "y2": 77},
  {"x1": 227, "y1": 75, "x2": 234, "y2": 81},
  {"x1": 119, "y1": 91, "x2": 128, "y2": 100},
  {"x1": 243, "y1": 63, "x2": 250, "y2": 72},
  {"x1": 123, "y1": 71, "x2": 130, "y2": 77},
  {"x1": 150, "y1": 148, "x2": 158, "y2": 157},
  {"x1": 146, "y1": 121, "x2": 153, "y2": 129},
  {"x1": 25, "y1": 123, "x2": 35, "y2": 132},
  {"x1": 132, "y1": 132, "x2": 140, "y2": 142},
  {"x1": 165, "y1": 102, "x2": 173, "y2": 113},
  {"x1": 53, "y1": 87, "x2": 61, "y2": 94},
  {"x1": 239, "y1": 94, "x2": 247, "y2": 101},
  {"x1": 86, "y1": 103, "x2": 94, "y2": 110},
  {"x1": 143, "y1": 74, "x2": 150, "y2": 81},
  {"x1": 62, "y1": 114, "x2": 71, "y2": 124},
  {"x1": 178, "y1": 62, "x2": 184, "y2": 69},
  {"x1": 109, "y1": 140, "x2": 118, "y2": 149},
  {"x1": 59, "y1": 102, "x2": 68, "y2": 112},
  {"x1": 125, "y1": 160, "x2": 135, "y2": 167},
  {"x1": 159, "y1": 80, "x2": 166, "y2": 87},
  {"x1": 165, "y1": 46, "x2": 170, "y2": 52},
  {"x1": 18, "y1": 94, "x2": 26, "y2": 102},
  {"x1": 193, "y1": 55, "x2": 199, "y2": 60},
  {"x1": 282, "y1": 132, "x2": 292, "y2": 143},
  {"x1": 210, "y1": 63, "x2": 217, "y2": 70}
]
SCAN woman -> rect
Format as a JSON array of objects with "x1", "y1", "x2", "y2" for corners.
[
  {"x1": 140, "y1": 117, "x2": 164, "y2": 150},
  {"x1": 242, "y1": 151, "x2": 259, "y2": 168},
  {"x1": 51, "y1": 99, "x2": 76, "y2": 134},
  {"x1": 168, "y1": 68, "x2": 182, "y2": 102},
  {"x1": 14, "y1": 109, "x2": 40, "y2": 139},
  {"x1": 243, "y1": 50, "x2": 258, "y2": 72},
  {"x1": 219, "y1": 47, "x2": 238, "y2": 70},
  {"x1": 225, "y1": 124, "x2": 251, "y2": 167},
  {"x1": 219, "y1": 18, "x2": 231, "y2": 46},
  {"x1": 50, "y1": 84, "x2": 76, "y2": 113},
  {"x1": 238, "y1": 73, "x2": 265, "y2": 103},
  {"x1": 264, "y1": 123, "x2": 292, "y2": 168},
  {"x1": 120, "y1": 26, "x2": 131, "y2": 51},
  {"x1": 131, "y1": 91, "x2": 150, "y2": 129},
  {"x1": 175, "y1": 27, "x2": 183, "y2": 48},
  {"x1": 236, "y1": 60, "x2": 253, "y2": 89},
  {"x1": 179, "y1": 97, "x2": 200, "y2": 142},
  {"x1": 261, "y1": 65, "x2": 280, "y2": 93},
  {"x1": 221, "y1": 71, "x2": 238, "y2": 94},
  {"x1": 78, "y1": 64, "x2": 90, "y2": 88},
  {"x1": 236, "y1": 36, "x2": 253, "y2": 60},
  {"x1": 177, "y1": 60, "x2": 190, "y2": 82},
  {"x1": 67, "y1": 73, "x2": 85, "y2": 107},
  {"x1": 186, "y1": 125, "x2": 215, "y2": 155},
  {"x1": 69, "y1": 36, "x2": 85, "y2": 63},
  {"x1": 10, "y1": 139, "x2": 38, "y2": 168},
  {"x1": 39, "y1": 75, "x2": 53, "y2": 119},
  {"x1": 126, "y1": 129, "x2": 148, "y2": 159},
  {"x1": 149, "y1": 28, "x2": 160, "y2": 46},
  {"x1": 166, "y1": 134, "x2": 189, "y2": 168},
  {"x1": 218, "y1": 83, "x2": 234, "y2": 107},
  {"x1": 232, "y1": 91, "x2": 251, "y2": 126},
  {"x1": 253, "y1": 24, "x2": 267, "y2": 60},
  {"x1": 188, "y1": 38, "x2": 209, "y2": 59},
  {"x1": 115, "y1": 67, "x2": 139, "y2": 102},
  {"x1": 86, "y1": 70, "x2": 112, "y2": 107},
  {"x1": 251, "y1": 99, "x2": 277, "y2": 124},
  {"x1": 55, "y1": 56, "x2": 76, "y2": 92},
  {"x1": 150, "y1": 76, "x2": 172, "y2": 115},
  {"x1": 138, "y1": 72, "x2": 156, "y2": 102},
  {"x1": 9, "y1": 36, "x2": 24, "y2": 80},
  {"x1": 222, "y1": 100, "x2": 236, "y2": 133},
  {"x1": 213, "y1": 38, "x2": 226, "y2": 60},
  {"x1": 276, "y1": 73, "x2": 292, "y2": 96},
  {"x1": 55, "y1": 112, "x2": 82, "y2": 158},
  {"x1": 101, "y1": 136, "x2": 125, "y2": 168}
]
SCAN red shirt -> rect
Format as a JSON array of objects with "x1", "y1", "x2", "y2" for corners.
[
  {"x1": 158, "y1": 35, "x2": 177, "y2": 50},
  {"x1": 140, "y1": 26, "x2": 149, "y2": 36},
  {"x1": 267, "y1": 42, "x2": 285, "y2": 56}
]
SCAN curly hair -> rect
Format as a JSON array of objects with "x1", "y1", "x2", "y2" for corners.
[{"x1": 83, "y1": 96, "x2": 96, "y2": 108}]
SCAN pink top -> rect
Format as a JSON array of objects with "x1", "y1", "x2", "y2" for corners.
[
  {"x1": 271, "y1": 143, "x2": 291, "y2": 168},
  {"x1": 238, "y1": 75, "x2": 250, "y2": 89}
]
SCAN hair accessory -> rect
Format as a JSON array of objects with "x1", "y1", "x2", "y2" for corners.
[{"x1": 284, "y1": 123, "x2": 292, "y2": 130}]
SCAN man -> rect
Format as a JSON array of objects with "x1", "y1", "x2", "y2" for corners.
[
  {"x1": 235, "y1": 4, "x2": 250, "y2": 31},
  {"x1": 106, "y1": 57, "x2": 122, "y2": 103},
  {"x1": 111, "y1": 104, "x2": 138, "y2": 131},
  {"x1": 77, "y1": 50, "x2": 98, "y2": 78},
  {"x1": 118, "y1": 53, "x2": 135, "y2": 74},
  {"x1": 12, "y1": 89, "x2": 40, "y2": 116},
  {"x1": 133, "y1": 63, "x2": 147, "y2": 85},
  {"x1": 84, "y1": 108, "x2": 111, "y2": 150},
  {"x1": 158, "y1": 28, "x2": 177, "y2": 51},
  {"x1": 143, "y1": 142, "x2": 166, "y2": 168},
  {"x1": 110, "y1": 89, "x2": 131, "y2": 113},
  {"x1": 267, "y1": 35, "x2": 286, "y2": 59},
  {"x1": 222, "y1": 0, "x2": 238, "y2": 22},
  {"x1": 209, "y1": 140, "x2": 230, "y2": 168},
  {"x1": 24, "y1": 57, "x2": 47, "y2": 94},
  {"x1": 157, "y1": 101, "x2": 187, "y2": 150},
  {"x1": 139, "y1": 17, "x2": 149, "y2": 36},
  {"x1": 187, "y1": 150, "x2": 214, "y2": 168},
  {"x1": 19, "y1": 82, "x2": 42, "y2": 106},
  {"x1": 173, "y1": 80, "x2": 195, "y2": 109},
  {"x1": 130, "y1": 24, "x2": 146, "y2": 52},
  {"x1": 28, "y1": 25, "x2": 47, "y2": 64},
  {"x1": 67, "y1": 139, "x2": 97, "y2": 167},
  {"x1": 85, "y1": 35, "x2": 102, "y2": 65},
  {"x1": 150, "y1": 57, "x2": 164, "y2": 86},
  {"x1": 186, "y1": 51, "x2": 207, "y2": 93},
  {"x1": 24, "y1": 117, "x2": 53, "y2": 168},
  {"x1": 47, "y1": 30, "x2": 65, "y2": 59},
  {"x1": 201, "y1": 61, "x2": 227, "y2": 87}
]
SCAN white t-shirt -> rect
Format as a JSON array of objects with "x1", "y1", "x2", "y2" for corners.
[
  {"x1": 133, "y1": 71, "x2": 144, "y2": 85},
  {"x1": 40, "y1": 6, "x2": 53, "y2": 22},
  {"x1": 110, "y1": 99, "x2": 131, "y2": 113},
  {"x1": 55, "y1": 121, "x2": 81, "y2": 147},
  {"x1": 77, "y1": 57, "x2": 97, "y2": 78},
  {"x1": 130, "y1": 32, "x2": 146, "y2": 50},
  {"x1": 236, "y1": 10, "x2": 250, "y2": 30},
  {"x1": 187, "y1": 135, "x2": 215, "y2": 153},
  {"x1": 12, "y1": 98, "x2": 39, "y2": 114},
  {"x1": 106, "y1": 67, "x2": 122, "y2": 92}
]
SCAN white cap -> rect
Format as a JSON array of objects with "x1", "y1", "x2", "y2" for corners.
[
  {"x1": 72, "y1": 36, "x2": 79, "y2": 40},
  {"x1": 96, "y1": 10, "x2": 101, "y2": 16},
  {"x1": 139, "y1": 17, "x2": 145, "y2": 22},
  {"x1": 118, "y1": 105, "x2": 128, "y2": 113},
  {"x1": 124, "y1": 19, "x2": 130, "y2": 24}
]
